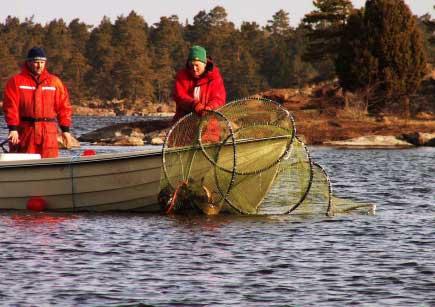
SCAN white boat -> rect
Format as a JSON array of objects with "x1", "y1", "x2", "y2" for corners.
[{"x1": 0, "y1": 150, "x2": 163, "y2": 212}]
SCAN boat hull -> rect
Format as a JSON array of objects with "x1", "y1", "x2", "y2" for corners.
[{"x1": 0, "y1": 150, "x2": 163, "y2": 212}]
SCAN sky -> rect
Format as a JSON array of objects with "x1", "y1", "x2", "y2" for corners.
[{"x1": 4, "y1": 0, "x2": 434, "y2": 28}]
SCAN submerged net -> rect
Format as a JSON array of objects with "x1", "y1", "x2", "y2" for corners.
[
  {"x1": 159, "y1": 97, "x2": 375, "y2": 216},
  {"x1": 160, "y1": 111, "x2": 236, "y2": 214}
]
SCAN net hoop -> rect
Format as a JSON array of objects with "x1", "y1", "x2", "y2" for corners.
[
  {"x1": 197, "y1": 110, "x2": 237, "y2": 173},
  {"x1": 311, "y1": 162, "x2": 333, "y2": 216},
  {"x1": 162, "y1": 112, "x2": 199, "y2": 190},
  {"x1": 196, "y1": 110, "x2": 238, "y2": 210},
  {"x1": 216, "y1": 97, "x2": 297, "y2": 175},
  {"x1": 284, "y1": 136, "x2": 314, "y2": 214}
]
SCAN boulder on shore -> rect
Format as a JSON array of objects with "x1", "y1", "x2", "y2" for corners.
[
  {"x1": 401, "y1": 132, "x2": 435, "y2": 146},
  {"x1": 78, "y1": 119, "x2": 171, "y2": 146},
  {"x1": 323, "y1": 135, "x2": 414, "y2": 147},
  {"x1": 58, "y1": 134, "x2": 81, "y2": 149}
]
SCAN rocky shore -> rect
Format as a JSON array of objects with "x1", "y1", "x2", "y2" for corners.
[
  {"x1": 3, "y1": 79, "x2": 435, "y2": 148},
  {"x1": 77, "y1": 118, "x2": 171, "y2": 146},
  {"x1": 75, "y1": 119, "x2": 435, "y2": 148}
]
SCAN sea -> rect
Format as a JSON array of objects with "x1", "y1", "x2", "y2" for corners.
[{"x1": 0, "y1": 116, "x2": 434, "y2": 306}]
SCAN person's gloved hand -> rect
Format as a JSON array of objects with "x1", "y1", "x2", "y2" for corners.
[
  {"x1": 194, "y1": 101, "x2": 206, "y2": 116},
  {"x1": 62, "y1": 132, "x2": 73, "y2": 150}
]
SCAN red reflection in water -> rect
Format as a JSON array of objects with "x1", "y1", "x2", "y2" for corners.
[{"x1": 8, "y1": 213, "x2": 74, "y2": 227}]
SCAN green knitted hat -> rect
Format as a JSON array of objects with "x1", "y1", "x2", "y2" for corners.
[{"x1": 188, "y1": 45, "x2": 207, "y2": 63}]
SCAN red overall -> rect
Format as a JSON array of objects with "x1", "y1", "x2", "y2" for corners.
[{"x1": 3, "y1": 65, "x2": 72, "y2": 158}]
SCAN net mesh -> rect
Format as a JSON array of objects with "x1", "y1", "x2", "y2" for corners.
[
  {"x1": 159, "y1": 97, "x2": 375, "y2": 216},
  {"x1": 160, "y1": 111, "x2": 236, "y2": 214},
  {"x1": 259, "y1": 137, "x2": 313, "y2": 215}
]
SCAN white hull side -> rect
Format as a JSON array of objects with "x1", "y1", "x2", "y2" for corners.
[{"x1": 0, "y1": 150, "x2": 163, "y2": 212}]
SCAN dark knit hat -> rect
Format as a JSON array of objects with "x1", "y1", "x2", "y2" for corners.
[
  {"x1": 188, "y1": 45, "x2": 207, "y2": 63},
  {"x1": 27, "y1": 47, "x2": 47, "y2": 61}
]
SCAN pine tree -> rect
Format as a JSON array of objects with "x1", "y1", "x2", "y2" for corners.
[
  {"x1": 0, "y1": 43, "x2": 19, "y2": 97},
  {"x1": 112, "y1": 11, "x2": 154, "y2": 102},
  {"x1": 85, "y1": 17, "x2": 118, "y2": 100},
  {"x1": 419, "y1": 12, "x2": 435, "y2": 65},
  {"x1": 43, "y1": 19, "x2": 74, "y2": 77},
  {"x1": 336, "y1": 11, "x2": 377, "y2": 91},
  {"x1": 292, "y1": 25, "x2": 319, "y2": 86},
  {"x1": 64, "y1": 19, "x2": 91, "y2": 100},
  {"x1": 262, "y1": 10, "x2": 296, "y2": 88},
  {"x1": 238, "y1": 22, "x2": 269, "y2": 94},
  {"x1": 150, "y1": 15, "x2": 187, "y2": 102},
  {"x1": 1, "y1": 16, "x2": 26, "y2": 61},
  {"x1": 223, "y1": 30, "x2": 266, "y2": 100},
  {"x1": 365, "y1": 0, "x2": 426, "y2": 113},
  {"x1": 302, "y1": 0, "x2": 354, "y2": 80},
  {"x1": 336, "y1": 10, "x2": 379, "y2": 110},
  {"x1": 192, "y1": 6, "x2": 236, "y2": 64},
  {"x1": 20, "y1": 18, "x2": 45, "y2": 58},
  {"x1": 336, "y1": 0, "x2": 427, "y2": 114},
  {"x1": 184, "y1": 10, "x2": 210, "y2": 45}
]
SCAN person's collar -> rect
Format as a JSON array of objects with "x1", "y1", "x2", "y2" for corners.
[{"x1": 22, "y1": 62, "x2": 48, "y2": 80}]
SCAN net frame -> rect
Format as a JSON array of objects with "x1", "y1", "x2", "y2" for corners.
[
  {"x1": 287, "y1": 161, "x2": 333, "y2": 216},
  {"x1": 312, "y1": 162, "x2": 333, "y2": 216},
  {"x1": 161, "y1": 112, "x2": 199, "y2": 191},
  {"x1": 161, "y1": 110, "x2": 242, "y2": 213},
  {"x1": 159, "y1": 97, "x2": 354, "y2": 217},
  {"x1": 196, "y1": 110, "x2": 238, "y2": 210},
  {"x1": 259, "y1": 136, "x2": 315, "y2": 215},
  {"x1": 216, "y1": 97, "x2": 297, "y2": 176}
]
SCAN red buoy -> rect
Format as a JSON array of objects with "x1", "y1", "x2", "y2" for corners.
[
  {"x1": 82, "y1": 149, "x2": 96, "y2": 156},
  {"x1": 26, "y1": 196, "x2": 47, "y2": 211}
]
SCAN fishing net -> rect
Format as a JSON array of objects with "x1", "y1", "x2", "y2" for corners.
[
  {"x1": 289, "y1": 162, "x2": 333, "y2": 216},
  {"x1": 159, "y1": 97, "x2": 375, "y2": 216},
  {"x1": 159, "y1": 110, "x2": 236, "y2": 214},
  {"x1": 259, "y1": 136, "x2": 313, "y2": 215}
]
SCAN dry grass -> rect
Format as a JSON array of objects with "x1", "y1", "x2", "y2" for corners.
[{"x1": 293, "y1": 111, "x2": 435, "y2": 145}]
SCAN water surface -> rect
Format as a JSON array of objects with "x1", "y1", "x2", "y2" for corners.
[{"x1": 0, "y1": 117, "x2": 434, "y2": 306}]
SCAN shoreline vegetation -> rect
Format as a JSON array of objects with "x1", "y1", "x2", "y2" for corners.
[
  {"x1": 0, "y1": 1, "x2": 434, "y2": 147},
  {"x1": 5, "y1": 79, "x2": 430, "y2": 148},
  {"x1": 1, "y1": 80, "x2": 434, "y2": 148}
]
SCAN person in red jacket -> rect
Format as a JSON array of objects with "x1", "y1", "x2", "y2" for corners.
[
  {"x1": 172, "y1": 45, "x2": 226, "y2": 122},
  {"x1": 3, "y1": 47, "x2": 72, "y2": 158}
]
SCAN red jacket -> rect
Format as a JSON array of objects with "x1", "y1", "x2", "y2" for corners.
[
  {"x1": 172, "y1": 60, "x2": 226, "y2": 122},
  {"x1": 3, "y1": 65, "x2": 72, "y2": 158}
]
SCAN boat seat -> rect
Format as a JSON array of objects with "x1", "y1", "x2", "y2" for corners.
[{"x1": 0, "y1": 153, "x2": 42, "y2": 161}]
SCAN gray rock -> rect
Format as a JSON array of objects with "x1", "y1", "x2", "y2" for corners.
[
  {"x1": 151, "y1": 137, "x2": 164, "y2": 145},
  {"x1": 324, "y1": 135, "x2": 414, "y2": 147},
  {"x1": 113, "y1": 136, "x2": 144, "y2": 146},
  {"x1": 78, "y1": 119, "x2": 171, "y2": 145},
  {"x1": 401, "y1": 132, "x2": 435, "y2": 146}
]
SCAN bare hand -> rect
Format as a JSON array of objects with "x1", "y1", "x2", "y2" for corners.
[
  {"x1": 62, "y1": 132, "x2": 73, "y2": 149},
  {"x1": 8, "y1": 131, "x2": 19, "y2": 144}
]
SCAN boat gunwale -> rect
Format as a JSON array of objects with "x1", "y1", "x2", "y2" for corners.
[
  {"x1": 0, "y1": 149, "x2": 163, "y2": 169},
  {"x1": 0, "y1": 134, "x2": 293, "y2": 169}
]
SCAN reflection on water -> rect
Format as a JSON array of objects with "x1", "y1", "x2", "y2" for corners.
[{"x1": 1, "y1": 116, "x2": 434, "y2": 305}]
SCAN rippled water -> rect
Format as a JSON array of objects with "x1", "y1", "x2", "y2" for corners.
[{"x1": 1, "y1": 116, "x2": 434, "y2": 306}]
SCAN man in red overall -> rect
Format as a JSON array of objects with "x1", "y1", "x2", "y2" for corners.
[{"x1": 3, "y1": 47, "x2": 72, "y2": 158}]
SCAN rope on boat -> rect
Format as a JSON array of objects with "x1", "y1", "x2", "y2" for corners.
[
  {"x1": 69, "y1": 155, "x2": 80, "y2": 211},
  {"x1": 0, "y1": 139, "x2": 9, "y2": 153}
]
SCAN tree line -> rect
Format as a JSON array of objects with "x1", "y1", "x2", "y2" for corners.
[{"x1": 0, "y1": 0, "x2": 433, "y2": 115}]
